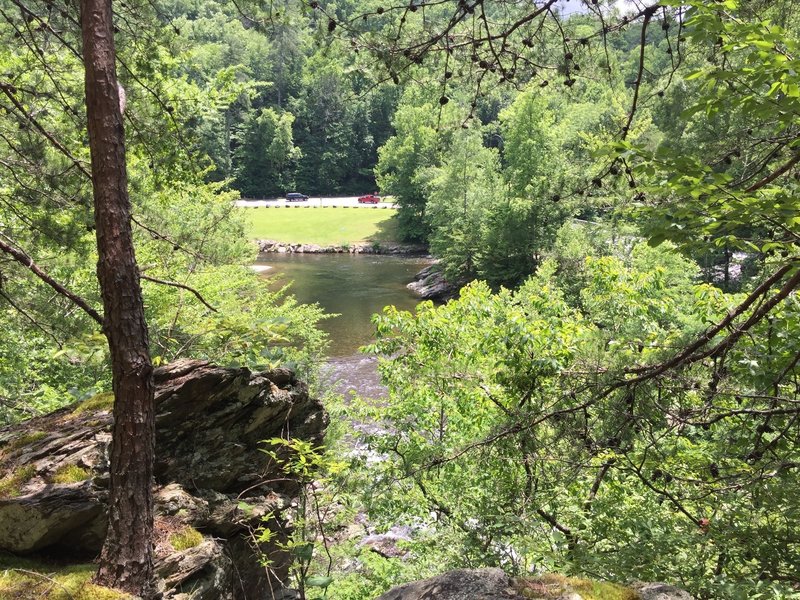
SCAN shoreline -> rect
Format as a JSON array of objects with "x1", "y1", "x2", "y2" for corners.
[{"x1": 255, "y1": 239, "x2": 428, "y2": 256}]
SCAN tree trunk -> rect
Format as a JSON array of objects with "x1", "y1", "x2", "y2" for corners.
[{"x1": 80, "y1": 0, "x2": 156, "y2": 596}]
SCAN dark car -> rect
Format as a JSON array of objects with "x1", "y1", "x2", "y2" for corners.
[
  {"x1": 286, "y1": 192, "x2": 309, "y2": 202},
  {"x1": 358, "y1": 194, "x2": 380, "y2": 204}
]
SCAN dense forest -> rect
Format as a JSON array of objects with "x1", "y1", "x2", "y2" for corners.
[{"x1": 1, "y1": 0, "x2": 799, "y2": 599}]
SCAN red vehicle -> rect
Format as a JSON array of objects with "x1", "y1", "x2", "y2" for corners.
[{"x1": 358, "y1": 194, "x2": 380, "y2": 204}]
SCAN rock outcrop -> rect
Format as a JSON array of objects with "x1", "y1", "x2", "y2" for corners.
[
  {"x1": 0, "y1": 359, "x2": 328, "y2": 599},
  {"x1": 406, "y1": 263, "x2": 459, "y2": 301}
]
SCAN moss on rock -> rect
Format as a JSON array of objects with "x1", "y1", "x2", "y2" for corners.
[
  {"x1": 169, "y1": 525, "x2": 204, "y2": 551},
  {"x1": 0, "y1": 465, "x2": 36, "y2": 499},
  {"x1": 0, "y1": 555, "x2": 132, "y2": 600},
  {"x1": 515, "y1": 574, "x2": 639, "y2": 600},
  {"x1": 72, "y1": 392, "x2": 114, "y2": 415},
  {"x1": 51, "y1": 464, "x2": 90, "y2": 484}
]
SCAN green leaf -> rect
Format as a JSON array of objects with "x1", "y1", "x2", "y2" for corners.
[
  {"x1": 305, "y1": 576, "x2": 334, "y2": 588},
  {"x1": 293, "y1": 542, "x2": 314, "y2": 562}
]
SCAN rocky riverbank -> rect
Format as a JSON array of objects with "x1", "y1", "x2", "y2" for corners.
[
  {"x1": 406, "y1": 262, "x2": 460, "y2": 301},
  {"x1": 257, "y1": 239, "x2": 427, "y2": 255}
]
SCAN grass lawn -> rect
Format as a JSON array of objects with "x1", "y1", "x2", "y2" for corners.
[{"x1": 243, "y1": 207, "x2": 399, "y2": 245}]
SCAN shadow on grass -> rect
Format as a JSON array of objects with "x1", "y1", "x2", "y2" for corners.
[{"x1": 366, "y1": 213, "x2": 400, "y2": 243}]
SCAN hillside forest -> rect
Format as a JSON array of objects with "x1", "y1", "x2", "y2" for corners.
[{"x1": 0, "y1": 0, "x2": 799, "y2": 599}]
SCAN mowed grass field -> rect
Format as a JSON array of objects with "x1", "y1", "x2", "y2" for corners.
[{"x1": 244, "y1": 207, "x2": 399, "y2": 245}]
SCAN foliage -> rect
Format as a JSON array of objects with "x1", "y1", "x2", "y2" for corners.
[
  {"x1": 240, "y1": 436, "x2": 349, "y2": 600},
  {"x1": 375, "y1": 94, "x2": 446, "y2": 242},
  {"x1": 0, "y1": 1, "x2": 330, "y2": 423},
  {"x1": 614, "y1": 1, "x2": 800, "y2": 266},
  {"x1": 234, "y1": 108, "x2": 301, "y2": 198},
  {"x1": 142, "y1": 264, "x2": 328, "y2": 381},
  {"x1": 2, "y1": 0, "x2": 800, "y2": 598},
  {"x1": 362, "y1": 239, "x2": 800, "y2": 598},
  {"x1": 424, "y1": 128, "x2": 502, "y2": 282}
]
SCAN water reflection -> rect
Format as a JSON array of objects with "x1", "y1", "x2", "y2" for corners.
[{"x1": 255, "y1": 253, "x2": 429, "y2": 357}]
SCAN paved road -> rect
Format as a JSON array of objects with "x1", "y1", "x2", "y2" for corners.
[{"x1": 235, "y1": 196, "x2": 397, "y2": 209}]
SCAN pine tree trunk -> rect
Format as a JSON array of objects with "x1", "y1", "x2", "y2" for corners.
[{"x1": 80, "y1": 0, "x2": 156, "y2": 596}]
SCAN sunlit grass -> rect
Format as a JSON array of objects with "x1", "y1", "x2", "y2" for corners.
[{"x1": 244, "y1": 207, "x2": 399, "y2": 245}]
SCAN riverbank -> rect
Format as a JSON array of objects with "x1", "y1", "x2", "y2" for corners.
[{"x1": 256, "y1": 239, "x2": 428, "y2": 255}]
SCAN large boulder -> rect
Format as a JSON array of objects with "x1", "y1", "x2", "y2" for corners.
[
  {"x1": 375, "y1": 568, "x2": 522, "y2": 600},
  {"x1": 374, "y1": 570, "x2": 697, "y2": 600},
  {"x1": 632, "y1": 582, "x2": 695, "y2": 600},
  {"x1": 0, "y1": 359, "x2": 327, "y2": 599}
]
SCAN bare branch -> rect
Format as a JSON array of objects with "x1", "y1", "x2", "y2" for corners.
[{"x1": 622, "y1": 264, "x2": 795, "y2": 380}]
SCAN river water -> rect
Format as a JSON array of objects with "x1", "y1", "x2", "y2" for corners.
[{"x1": 255, "y1": 253, "x2": 430, "y2": 397}]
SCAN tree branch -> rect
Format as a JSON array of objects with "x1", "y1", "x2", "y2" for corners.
[
  {"x1": 139, "y1": 274, "x2": 218, "y2": 313},
  {"x1": 0, "y1": 289, "x2": 63, "y2": 347},
  {"x1": 0, "y1": 82, "x2": 91, "y2": 180},
  {"x1": 622, "y1": 264, "x2": 795, "y2": 380},
  {"x1": 745, "y1": 151, "x2": 800, "y2": 192},
  {"x1": 0, "y1": 236, "x2": 103, "y2": 326},
  {"x1": 622, "y1": 5, "x2": 658, "y2": 140}
]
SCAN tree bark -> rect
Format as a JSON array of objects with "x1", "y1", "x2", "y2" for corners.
[{"x1": 80, "y1": 0, "x2": 156, "y2": 596}]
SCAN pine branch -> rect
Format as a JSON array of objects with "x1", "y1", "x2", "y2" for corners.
[{"x1": 0, "y1": 236, "x2": 103, "y2": 326}]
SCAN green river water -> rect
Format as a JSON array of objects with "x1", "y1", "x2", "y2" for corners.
[
  {"x1": 256, "y1": 253, "x2": 429, "y2": 356},
  {"x1": 255, "y1": 253, "x2": 430, "y2": 397}
]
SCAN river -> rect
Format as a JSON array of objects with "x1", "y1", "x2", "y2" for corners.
[{"x1": 255, "y1": 253, "x2": 430, "y2": 397}]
